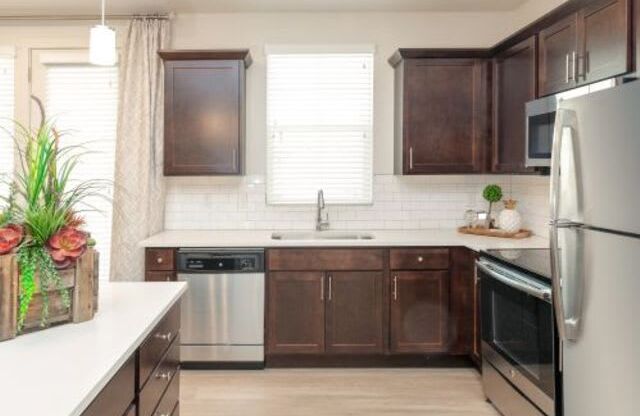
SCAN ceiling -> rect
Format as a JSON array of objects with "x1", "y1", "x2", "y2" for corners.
[{"x1": 0, "y1": 0, "x2": 530, "y2": 16}]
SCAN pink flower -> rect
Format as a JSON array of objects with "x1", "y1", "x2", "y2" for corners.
[
  {"x1": 0, "y1": 224, "x2": 24, "y2": 255},
  {"x1": 46, "y1": 227, "x2": 88, "y2": 269}
]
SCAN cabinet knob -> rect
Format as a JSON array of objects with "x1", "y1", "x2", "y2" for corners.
[
  {"x1": 417, "y1": 256, "x2": 424, "y2": 263},
  {"x1": 156, "y1": 257, "x2": 164, "y2": 264},
  {"x1": 154, "y1": 331, "x2": 173, "y2": 341},
  {"x1": 155, "y1": 370, "x2": 173, "y2": 381}
]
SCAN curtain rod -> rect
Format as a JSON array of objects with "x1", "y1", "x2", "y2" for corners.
[{"x1": 0, "y1": 13, "x2": 172, "y2": 21}]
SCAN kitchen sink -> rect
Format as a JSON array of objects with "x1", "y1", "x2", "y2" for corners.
[{"x1": 271, "y1": 231, "x2": 375, "y2": 240}]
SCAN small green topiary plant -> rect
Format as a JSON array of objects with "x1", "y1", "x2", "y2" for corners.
[{"x1": 482, "y1": 184, "x2": 503, "y2": 228}]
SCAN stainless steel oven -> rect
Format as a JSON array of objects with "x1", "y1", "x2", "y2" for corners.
[{"x1": 477, "y1": 257, "x2": 557, "y2": 416}]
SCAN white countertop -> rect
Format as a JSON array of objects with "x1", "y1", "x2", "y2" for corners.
[
  {"x1": 0, "y1": 282, "x2": 187, "y2": 416},
  {"x1": 139, "y1": 229, "x2": 549, "y2": 252}
]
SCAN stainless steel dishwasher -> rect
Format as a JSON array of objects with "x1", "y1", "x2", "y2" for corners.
[{"x1": 177, "y1": 249, "x2": 265, "y2": 367}]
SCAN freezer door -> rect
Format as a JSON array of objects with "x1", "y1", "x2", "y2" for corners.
[
  {"x1": 557, "y1": 81, "x2": 640, "y2": 235},
  {"x1": 560, "y1": 228, "x2": 639, "y2": 416}
]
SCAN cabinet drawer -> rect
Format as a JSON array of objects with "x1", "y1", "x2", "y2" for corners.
[
  {"x1": 267, "y1": 249, "x2": 385, "y2": 271},
  {"x1": 153, "y1": 367, "x2": 180, "y2": 416},
  {"x1": 81, "y1": 356, "x2": 135, "y2": 416},
  {"x1": 140, "y1": 303, "x2": 180, "y2": 388},
  {"x1": 139, "y1": 337, "x2": 180, "y2": 416},
  {"x1": 146, "y1": 271, "x2": 177, "y2": 282},
  {"x1": 390, "y1": 248, "x2": 449, "y2": 270},
  {"x1": 146, "y1": 249, "x2": 175, "y2": 271}
]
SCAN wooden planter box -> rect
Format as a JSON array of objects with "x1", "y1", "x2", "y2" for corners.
[{"x1": 0, "y1": 249, "x2": 99, "y2": 342}]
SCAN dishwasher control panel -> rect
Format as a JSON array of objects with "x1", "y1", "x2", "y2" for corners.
[{"x1": 178, "y1": 249, "x2": 265, "y2": 273}]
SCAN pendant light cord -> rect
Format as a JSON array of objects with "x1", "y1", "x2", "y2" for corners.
[{"x1": 101, "y1": 0, "x2": 105, "y2": 25}]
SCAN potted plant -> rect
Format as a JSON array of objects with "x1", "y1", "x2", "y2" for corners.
[
  {"x1": 482, "y1": 184, "x2": 503, "y2": 228},
  {"x1": 0, "y1": 119, "x2": 102, "y2": 341}
]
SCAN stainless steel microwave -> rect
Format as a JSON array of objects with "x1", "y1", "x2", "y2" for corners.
[{"x1": 524, "y1": 79, "x2": 618, "y2": 168}]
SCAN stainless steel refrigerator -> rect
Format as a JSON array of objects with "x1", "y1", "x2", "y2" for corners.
[{"x1": 550, "y1": 80, "x2": 640, "y2": 416}]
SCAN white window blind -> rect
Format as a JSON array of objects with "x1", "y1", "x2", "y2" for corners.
[
  {"x1": 45, "y1": 64, "x2": 118, "y2": 280},
  {"x1": 267, "y1": 52, "x2": 374, "y2": 204},
  {"x1": 0, "y1": 52, "x2": 15, "y2": 200}
]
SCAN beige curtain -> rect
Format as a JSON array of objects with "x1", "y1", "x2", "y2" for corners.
[{"x1": 110, "y1": 19, "x2": 170, "y2": 281}]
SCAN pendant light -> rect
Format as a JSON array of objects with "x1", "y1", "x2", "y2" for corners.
[{"x1": 89, "y1": 0, "x2": 116, "y2": 66}]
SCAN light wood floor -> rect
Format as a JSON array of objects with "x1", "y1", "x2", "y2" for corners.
[{"x1": 180, "y1": 368, "x2": 499, "y2": 416}]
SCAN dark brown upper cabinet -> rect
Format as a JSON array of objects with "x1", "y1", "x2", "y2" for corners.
[
  {"x1": 539, "y1": 13, "x2": 580, "y2": 95},
  {"x1": 159, "y1": 50, "x2": 251, "y2": 176},
  {"x1": 492, "y1": 36, "x2": 538, "y2": 174},
  {"x1": 579, "y1": 0, "x2": 631, "y2": 84},
  {"x1": 539, "y1": 0, "x2": 630, "y2": 96},
  {"x1": 391, "y1": 55, "x2": 490, "y2": 174}
]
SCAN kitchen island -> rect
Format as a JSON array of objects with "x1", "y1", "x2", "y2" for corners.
[{"x1": 0, "y1": 281, "x2": 186, "y2": 416}]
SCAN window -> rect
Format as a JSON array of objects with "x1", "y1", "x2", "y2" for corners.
[
  {"x1": 0, "y1": 50, "x2": 14, "y2": 199},
  {"x1": 267, "y1": 49, "x2": 374, "y2": 204},
  {"x1": 44, "y1": 64, "x2": 118, "y2": 280}
]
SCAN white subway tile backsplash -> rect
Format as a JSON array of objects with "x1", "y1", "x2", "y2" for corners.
[{"x1": 165, "y1": 174, "x2": 551, "y2": 237}]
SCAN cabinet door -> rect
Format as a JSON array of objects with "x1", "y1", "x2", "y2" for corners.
[
  {"x1": 390, "y1": 271, "x2": 449, "y2": 353},
  {"x1": 164, "y1": 60, "x2": 243, "y2": 175},
  {"x1": 472, "y1": 260, "x2": 482, "y2": 366},
  {"x1": 325, "y1": 272, "x2": 384, "y2": 354},
  {"x1": 267, "y1": 272, "x2": 325, "y2": 354},
  {"x1": 492, "y1": 37, "x2": 537, "y2": 174},
  {"x1": 579, "y1": 0, "x2": 630, "y2": 83},
  {"x1": 449, "y1": 248, "x2": 475, "y2": 355},
  {"x1": 539, "y1": 13, "x2": 579, "y2": 95},
  {"x1": 403, "y1": 59, "x2": 488, "y2": 174}
]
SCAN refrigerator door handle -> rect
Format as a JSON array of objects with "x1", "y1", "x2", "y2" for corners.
[
  {"x1": 550, "y1": 108, "x2": 581, "y2": 225},
  {"x1": 550, "y1": 107, "x2": 584, "y2": 342},
  {"x1": 551, "y1": 223, "x2": 584, "y2": 342}
]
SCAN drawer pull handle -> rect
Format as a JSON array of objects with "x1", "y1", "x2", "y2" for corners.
[
  {"x1": 155, "y1": 370, "x2": 173, "y2": 381},
  {"x1": 156, "y1": 257, "x2": 164, "y2": 264},
  {"x1": 155, "y1": 331, "x2": 173, "y2": 341},
  {"x1": 155, "y1": 413, "x2": 170, "y2": 416},
  {"x1": 417, "y1": 256, "x2": 424, "y2": 263}
]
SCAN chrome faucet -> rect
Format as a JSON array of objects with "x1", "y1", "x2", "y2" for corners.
[{"x1": 316, "y1": 189, "x2": 330, "y2": 231}]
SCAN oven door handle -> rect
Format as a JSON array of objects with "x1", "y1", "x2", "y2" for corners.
[{"x1": 476, "y1": 260, "x2": 552, "y2": 303}]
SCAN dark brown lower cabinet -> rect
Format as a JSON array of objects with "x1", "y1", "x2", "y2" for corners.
[
  {"x1": 267, "y1": 271, "x2": 325, "y2": 354},
  {"x1": 472, "y1": 256, "x2": 482, "y2": 367},
  {"x1": 81, "y1": 356, "x2": 135, "y2": 416},
  {"x1": 390, "y1": 271, "x2": 450, "y2": 353},
  {"x1": 81, "y1": 303, "x2": 181, "y2": 416},
  {"x1": 325, "y1": 271, "x2": 384, "y2": 354},
  {"x1": 449, "y1": 248, "x2": 476, "y2": 355}
]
